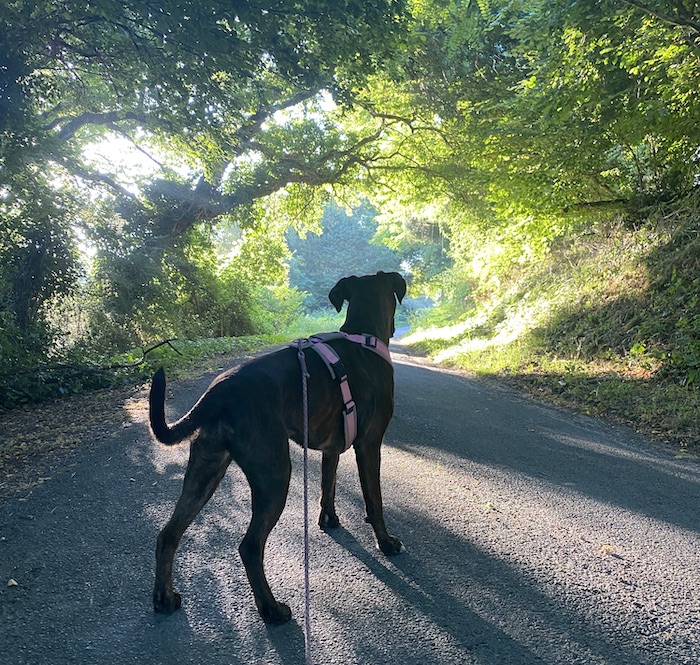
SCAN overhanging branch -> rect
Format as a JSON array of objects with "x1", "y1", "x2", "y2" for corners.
[
  {"x1": 52, "y1": 111, "x2": 151, "y2": 140},
  {"x1": 64, "y1": 159, "x2": 142, "y2": 202},
  {"x1": 621, "y1": 0, "x2": 700, "y2": 35}
]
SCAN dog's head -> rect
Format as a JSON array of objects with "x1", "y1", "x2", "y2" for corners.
[{"x1": 329, "y1": 271, "x2": 407, "y2": 343}]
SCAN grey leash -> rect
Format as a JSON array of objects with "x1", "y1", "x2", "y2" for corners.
[{"x1": 297, "y1": 344, "x2": 313, "y2": 665}]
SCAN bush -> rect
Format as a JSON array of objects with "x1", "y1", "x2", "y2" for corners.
[{"x1": 248, "y1": 284, "x2": 308, "y2": 334}]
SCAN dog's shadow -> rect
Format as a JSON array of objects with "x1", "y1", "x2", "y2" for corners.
[
  {"x1": 320, "y1": 522, "x2": 561, "y2": 665},
  {"x1": 150, "y1": 589, "x2": 308, "y2": 665},
  {"x1": 322, "y1": 523, "x2": 412, "y2": 599}
]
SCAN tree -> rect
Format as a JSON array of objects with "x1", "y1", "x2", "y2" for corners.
[
  {"x1": 1, "y1": 0, "x2": 410, "y2": 353},
  {"x1": 4, "y1": 0, "x2": 699, "y2": 359},
  {"x1": 287, "y1": 200, "x2": 400, "y2": 309}
]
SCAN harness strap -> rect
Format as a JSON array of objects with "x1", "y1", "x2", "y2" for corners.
[
  {"x1": 292, "y1": 332, "x2": 391, "y2": 450},
  {"x1": 309, "y1": 331, "x2": 392, "y2": 365}
]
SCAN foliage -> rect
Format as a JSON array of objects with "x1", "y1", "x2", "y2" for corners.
[
  {"x1": 2, "y1": 0, "x2": 410, "y2": 239},
  {"x1": 246, "y1": 284, "x2": 308, "y2": 335},
  {"x1": 372, "y1": 200, "x2": 452, "y2": 296},
  {"x1": 404, "y1": 191, "x2": 700, "y2": 449},
  {"x1": 287, "y1": 200, "x2": 401, "y2": 309}
]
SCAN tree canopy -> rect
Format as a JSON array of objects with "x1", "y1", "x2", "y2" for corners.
[
  {"x1": 1, "y1": 0, "x2": 408, "y2": 352},
  {"x1": 2, "y1": 0, "x2": 699, "y2": 401},
  {"x1": 349, "y1": 0, "x2": 700, "y2": 288}
]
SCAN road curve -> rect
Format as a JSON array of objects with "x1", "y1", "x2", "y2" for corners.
[{"x1": 1, "y1": 350, "x2": 700, "y2": 664}]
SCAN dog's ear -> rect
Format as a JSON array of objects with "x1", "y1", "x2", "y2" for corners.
[
  {"x1": 389, "y1": 272, "x2": 407, "y2": 303},
  {"x1": 329, "y1": 276, "x2": 357, "y2": 312}
]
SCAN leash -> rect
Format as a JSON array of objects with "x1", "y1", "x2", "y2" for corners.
[
  {"x1": 293, "y1": 333, "x2": 392, "y2": 664},
  {"x1": 296, "y1": 342, "x2": 313, "y2": 665}
]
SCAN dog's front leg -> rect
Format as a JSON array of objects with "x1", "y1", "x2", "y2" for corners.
[
  {"x1": 354, "y1": 441, "x2": 404, "y2": 555},
  {"x1": 319, "y1": 452, "x2": 341, "y2": 529}
]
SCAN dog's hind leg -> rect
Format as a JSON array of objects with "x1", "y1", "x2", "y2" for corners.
[
  {"x1": 319, "y1": 452, "x2": 340, "y2": 529},
  {"x1": 354, "y1": 439, "x2": 404, "y2": 556},
  {"x1": 236, "y1": 431, "x2": 292, "y2": 624},
  {"x1": 153, "y1": 436, "x2": 231, "y2": 614}
]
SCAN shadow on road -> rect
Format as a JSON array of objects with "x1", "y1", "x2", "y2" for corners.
[
  {"x1": 389, "y1": 357, "x2": 700, "y2": 535},
  {"x1": 2, "y1": 356, "x2": 699, "y2": 664}
]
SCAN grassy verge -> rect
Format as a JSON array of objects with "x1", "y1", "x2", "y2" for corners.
[
  {"x1": 404, "y1": 195, "x2": 700, "y2": 452},
  {"x1": 0, "y1": 307, "x2": 347, "y2": 411},
  {"x1": 0, "y1": 335, "x2": 277, "y2": 409},
  {"x1": 0, "y1": 312, "x2": 347, "y2": 494}
]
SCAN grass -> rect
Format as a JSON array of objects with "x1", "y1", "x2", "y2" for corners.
[
  {"x1": 0, "y1": 335, "x2": 278, "y2": 409},
  {"x1": 403, "y1": 194, "x2": 700, "y2": 452},
  {"x1": 0, "y1": 307, "x2": 349, "y2": 410}
]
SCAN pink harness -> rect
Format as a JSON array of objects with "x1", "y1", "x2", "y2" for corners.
[{"x1": 292, "y1": 332, "x2": 392, "y2": 450}]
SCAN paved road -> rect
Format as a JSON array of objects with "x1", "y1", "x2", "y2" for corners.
[{"x1": 2, "y1": 350, "x2": 700, "y2": 664}]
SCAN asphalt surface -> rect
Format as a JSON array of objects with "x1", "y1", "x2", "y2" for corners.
[{"x1": 2, "y1": 349, "x2": 700, "y2": 664}]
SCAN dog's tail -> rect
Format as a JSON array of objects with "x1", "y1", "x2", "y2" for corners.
[{"x1": 149, "y1": 367, "x2": 200, "y2": 445}]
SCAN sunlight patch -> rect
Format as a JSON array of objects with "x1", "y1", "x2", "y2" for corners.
[
  {"x1": 433, "y1": 328, "x2": 522, "y2": 362},
  {"x1": 401, "y1": 311, "x2": 490, "y2": 345}
]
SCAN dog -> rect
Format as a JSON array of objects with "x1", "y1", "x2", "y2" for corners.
[{"x1": 149, "y1": 271, "x2": 407, "y2": 624}]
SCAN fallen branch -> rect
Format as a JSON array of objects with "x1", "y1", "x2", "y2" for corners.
[{"x1": 107, "y1": 339, "x2": 183, "y2": 369}]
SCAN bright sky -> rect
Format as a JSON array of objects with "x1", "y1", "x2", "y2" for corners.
[{"x1": 81, "y1": 134, "x2": 162, "y2": 193}]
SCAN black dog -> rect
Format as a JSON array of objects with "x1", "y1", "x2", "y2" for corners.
[{"x1": 149, "y1": 271, "x2": 406, "y2": 623}]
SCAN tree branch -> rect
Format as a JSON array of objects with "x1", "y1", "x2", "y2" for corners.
[
  {"x1": 563, "y1": 199, "x2": 628, "y2": 213},
  {"x1": 105, "y1": 122, "x2": 166, "y2": 170},
  {"x1": 210, "y1": 87, "x2": 327, "y2": 181},
  {"x1": 52, "y1": 111, "x2": 152, "y2": 140},
  {"x1": 0, "y1": 339, "x2": 182, "y2": 379},
  {"x1": 621, "y1": 0, "x2": 700, "y2": 34},
  {"x1": 156, "y1": 126, "x2": 388, "y2": 232},
  {"x1": 65, "y1": 159, "x2": 142, "y2": 202}
]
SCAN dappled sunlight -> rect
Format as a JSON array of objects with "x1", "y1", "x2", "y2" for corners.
[
  {"x1": 121, "y1": 386, "x2": 197, "y2": 477},
  {"x1": 146, "y1": 437, "x2": 190, "y2": 477},
  {"x1": 119, "y1": 356, "x2": 700, "y2": 662},
  {"x1": 311, "y1": 564, "x2": 471, "y2": 663},
  {"x1": 384, "y1": 356, "x2": 700, "y2": 660},
  {"x1": 433, "y1": 327, "x2": 521, "y2": 362},
  {"x1": 402, "y1": 301, "x2": 547, "y2": 364},
  {"x1": 401, "y1": 311, "x2": 490, "y2": 345},
  {"x1": 122, "y1": 392, "x2": 149, "y2": 419},
  {"x1": 137, "y1": 422, "x2": 700, "y2": 663}
]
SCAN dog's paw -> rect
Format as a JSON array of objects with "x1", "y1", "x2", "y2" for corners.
[
  {"x1": 153, "y1": 589, "x2": 182, "y2": 614},
  {"x1": 378, "y1": 535, "x2": 405, "y2": 556},
  {"x1": 318, "y1": 510, "x2": 340, "y2": 530},
  {"x1": 260, "y1": 601, "x2": 292, "y2": 625}
]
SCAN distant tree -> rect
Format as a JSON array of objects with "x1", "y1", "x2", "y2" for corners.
[{"x1": 287, "y1": 201, "x2": 401, "y2": 309}]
